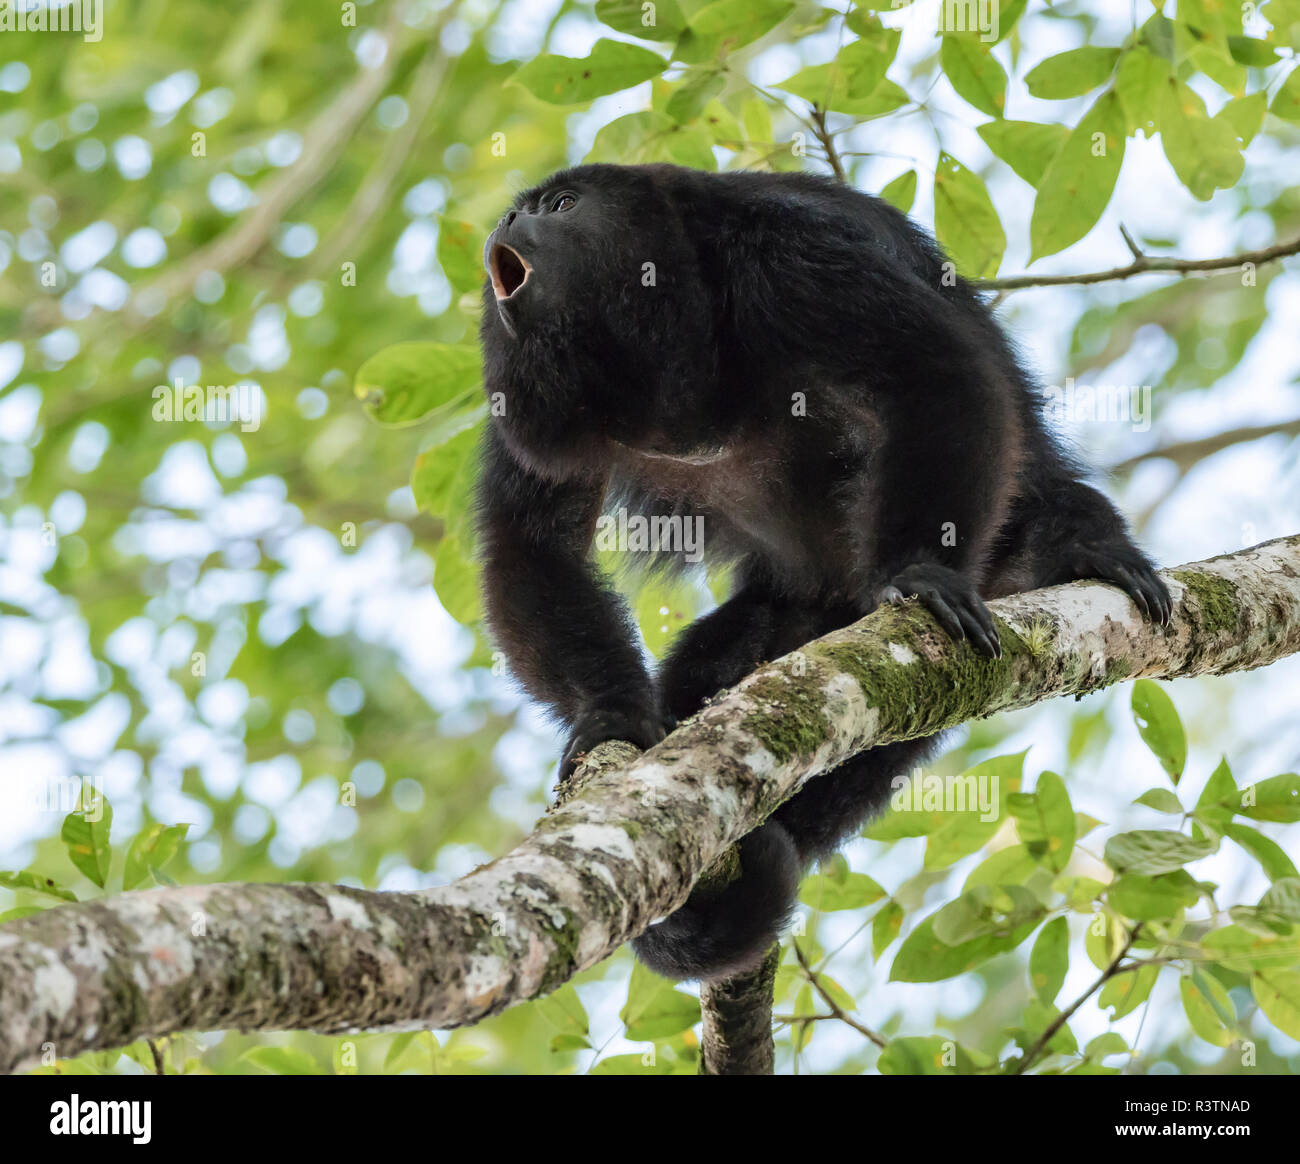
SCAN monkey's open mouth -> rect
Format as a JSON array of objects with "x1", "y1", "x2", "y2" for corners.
[{"x1": 489, "y1": 243, "x2": 531, "y2": 300}]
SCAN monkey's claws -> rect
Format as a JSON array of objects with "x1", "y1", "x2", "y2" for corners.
[
  {"x1": 877, "y1": 563, "x2": 1002, "y2": 659},
  {"x1": 560, "y1": 703, "x2": 676, "y2": 780},
  {"x1": 1064, "y1": 543, "x2": 1172, "y2": 628}
]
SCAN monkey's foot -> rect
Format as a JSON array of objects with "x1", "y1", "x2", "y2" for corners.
[
  {"x1": 1060, "y1": 542, "x2": 1172, "y2": 627},
  {"x1": 878, "y1": 562, "x2": 1002, "y2": 659},
  {"x1": 560, "y1": 702, "x2": 675, "y2": 779}
]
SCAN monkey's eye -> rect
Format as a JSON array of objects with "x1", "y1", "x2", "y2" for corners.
[{"x1": 553, "y1": 193, "x2": 577, "y2": 212}]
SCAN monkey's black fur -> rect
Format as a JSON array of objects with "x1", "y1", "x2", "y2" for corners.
[{"x1": 476, "y1": 163, "x2": 1169, "y2": 982}]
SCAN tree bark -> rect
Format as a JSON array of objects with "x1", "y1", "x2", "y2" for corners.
[{"x1": 1, "y1": 535, "x2": 1298, "y2": 1074}]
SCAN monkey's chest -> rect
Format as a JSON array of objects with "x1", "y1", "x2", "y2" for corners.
[{"x1": 613, "y1": 443, "x2": 857, "y2": 584}]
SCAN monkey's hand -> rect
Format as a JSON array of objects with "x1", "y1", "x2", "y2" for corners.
[
  {"x1": 877, "y1": 562, "x2": 1002, "y2": 659},
  {"x1": 1057, "y1": 541, "x2": 1172, "y2": 627},
  {"x1": 560, "y1": 702, "x2": 676, "y2": 780}
]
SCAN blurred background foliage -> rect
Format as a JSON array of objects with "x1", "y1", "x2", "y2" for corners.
[{"x1": 2, "y1": 0, "x2": 1300, "y2": 1074}]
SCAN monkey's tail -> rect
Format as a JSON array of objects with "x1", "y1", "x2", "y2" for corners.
[{"x1": 631, "y1": 822, "x2": 801, "y2": 982}]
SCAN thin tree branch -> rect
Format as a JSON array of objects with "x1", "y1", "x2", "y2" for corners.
[
  {"x1": 2, "y1": 536, "x2": 1300, "y2": 1074},
  {"x1": 1012, "y1": 925, "x2": 1143, "y2": 1075},
  {"x1": 1109, "y1": 417, "x2": 1300, "y2": 475},
  {"x1": 794, "y1": 942, "x2": 887, "y2": 1048},
  {"x1": 979, "y1": 235, "x2": 1300, "y2": 291},
  {"x1": 809, "y1": 106, "x2": 848, "y2": 184},
  {"x1": 128, "y1": 1, "x2": 411, "y2": 317}
]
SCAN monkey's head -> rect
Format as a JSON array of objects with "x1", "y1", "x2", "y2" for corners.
[{"x1": 479, "y1": 165, "x2": 714, "y2": 472}]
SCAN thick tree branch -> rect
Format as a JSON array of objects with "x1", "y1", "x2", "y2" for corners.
[
  {"x1": 979, "y1": 235, "x2": 1300, "y2": 291},
  {"x1": 2, "y1": 536, "x2": 1300, "y2": 1074}
]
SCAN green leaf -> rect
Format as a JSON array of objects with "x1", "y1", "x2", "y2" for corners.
[
  {"x1": 799, "y1": 871, "x2": 885, "y2": 912},
  {"x1": 1158, "y1": 75, "x2": 1244, "y2": 200},
  {"x1": 932, "y1": 885, "x2": 1044, "y2": 945},
  {"x1": 0, "y1": 871, "x2": 77, "y2": 902},
  {"x1": 1238, "y1": 773, "x2": 1300, "y2": 823},
  {"x1": 511, "y1": 39, "x2": 667, "y2": 106},
  {"x1": 932, "y1": 152, "x2": 1005, "y2": 279},
  {"x1": 1130, "y1": 679, "x2": 1187, "y2": 783},
  {"x1": 1272, "y1": 68, "x2": 1300, "y2": 123},
  {"x1": 594, "y1": 0, "x2": 686, "y2": 41},
  {"x1": 687, "y1": 0, "x2": 793, "y2": 51},
  {"x1": 1226, "y1": 35, "x2": 1278, "y2": 65},
  {"x1": 879, "y1": 169, "x2": 917, "y2": 213},
  {"x1": 1226, "y1": 823, "x2": 1300, "y2": 882},
  {"x1": 535, "y1": 984, "x2": 589, "y2": 1038},
  {"x1": 878, "y1": 1036, "x2": 978, "y2": 1075},
  {"x1": 1192, "y1": 757, "x2": 1237, "y2": 837},
  {"x1": 355, "y1": 342, "x2": 482, "y2": 428},
  {"x1": 436, "y1": 219, "x2": 482, "y2": 293},
  {"x1": 1107, "y1": 870, "x2": 1200, "y2": 921},
  {"x1": 872, "y1": 900, "x2": 903, "y2": 958},
  {"x1": 61, "y1": 796, "x2": 113, "y2": 889},
  {"x1": 1259, "y1": 878, "x2": 1300, "y2": 922},
  {"x1": 122, "y1": 823, "x2": 189, "y2": 891},
  {"x1": 890, "y1": 914, "x2": 1037, "y2": 983},
  {"x1": 1009, "y1": 770, "x2": 1075, "y2": 872},
  {"x1": 590, "y1": 1052, "x2": 676, "y2": 1074},
  {"x1": 1104, "y1": 829, "x2": 1215, "y2": 875},
  {"x1": 1029, "y1": 916, "x2": 1069, "y2": 1004},
  {"x1": 244, "y1": 1047, "x2": 326, "y2": 1075},
  {"x1": 964, "y1": 843, "x2": 1042, "y2": 890},
  {"x1": 1203, "y1": 925, "x2": 1300, "y2": 971},
  {"x1": 587, "y1": 111, "x2": 717, "y2": 169},
  {"x1": 1215, "y1": 91, "x2": 1267, "y2": 147},
  {"x1": 940, "y1": 36, "x2": 1007, "y2": 117},
  {"x1": 664, "y1": 70, "x2": 725, "y2": 122},
  {"x1": 1179, "y1": 971, "x2": 1236, "y2": 1046},
  {"x1": 432, "y1": 539, "x2": 482, "y2": 625},
  {"x1": 1029, "y1": 89, "x2": 1126, "y2": 261},
  {"x1": 976, "y1": 119, "x2": 1068, "y2": 187},
  {"x1": 621, "y1": 962, "x2": 701, "y2": 1040},
  {"x1": 1252, "y1": 971, "x2": 1300, "y2": 1039},
  {"x1": 411, "y1": 425, "x2": 480, "y2": 545},
  {"x1": 1099, "y1": 962, "x2": 1159, "y2": 1018},
  {"x1": 1024, "y1": 46, "x2": 1121, "y2": 100},
  {"x1": 772, "y1": 34, "x2": 903, "y2": 116},
  {"x1": 1135, "y1": 787, "x2": 1184, "y2": 814},
  {"x1": 1115, "y1": 45, "x2": 1169, "y2": 136}
]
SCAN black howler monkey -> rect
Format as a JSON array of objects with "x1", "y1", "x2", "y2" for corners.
[{"x1": 476, "y1": 163, "x2": 1169, "y2": 982}]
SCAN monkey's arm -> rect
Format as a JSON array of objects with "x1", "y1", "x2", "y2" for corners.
[
  {"x1": 850, "y1": 289, "x2": 1019, "y2": 658},
  {"x1": 476, "y1": 427, "x2": 670, "y2": 774}
]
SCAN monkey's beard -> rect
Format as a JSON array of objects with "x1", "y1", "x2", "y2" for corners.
[{"x1": 489, "y1": 243, "x2": 531, "y2": 300}]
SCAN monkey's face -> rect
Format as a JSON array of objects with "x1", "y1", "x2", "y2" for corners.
[
  {"x1": 480, "y1": 165, "x2": 714, "y2": 463},
  {"x1": 482, "y1": 166, "x2": 690, "y2": 341},
  {"x1": 483, "y1": 184, "x2": 582, "y2": 337}
]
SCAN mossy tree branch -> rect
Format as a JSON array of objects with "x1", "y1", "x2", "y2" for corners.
[{"x1": 1, "y1": 536, "x2": 1299, "y2": 1075}]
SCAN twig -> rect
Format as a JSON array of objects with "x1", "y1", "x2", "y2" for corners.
[
  {"x1": 1109, "y1": 418, "x2": 1300, "y2": 475},
  {"x1": 980, "y1": 235, "x2": 1300, "y2": 291},
  {"x1": 1013, "y1": 924, "x2": 1143, "y2": 1074},
  {"x1": 794, "y1": 942, "x2": 887, "y2": 1048},
  {"x1": 809, "y1": 106, "x2": 848, "y2": 184}
]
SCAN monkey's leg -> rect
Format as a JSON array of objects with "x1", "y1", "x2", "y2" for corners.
[
  {"x1": 634, "y1": 586, "x2": 835, "y2": 981},
  {"x1": 996, "y1": 475, "x2": 1171, "y2": 625},
  {"x1": 772, "y1": 737, "x2": 941, "y2": 864}
]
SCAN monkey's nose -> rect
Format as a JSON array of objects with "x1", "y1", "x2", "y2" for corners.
[{"x1": 504, "y1": 210, "x2": 517, "y2": 228}]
